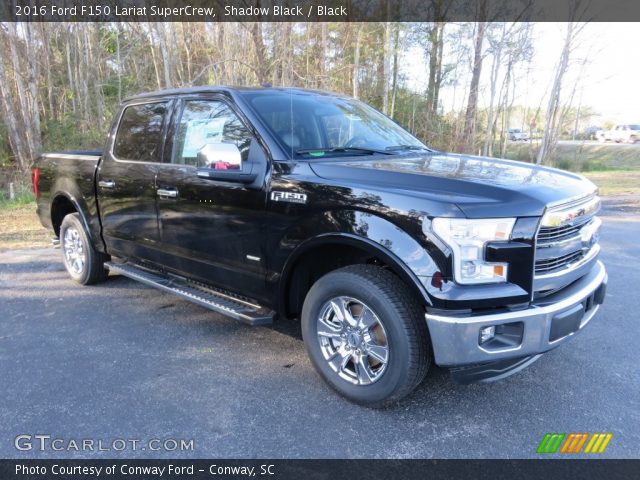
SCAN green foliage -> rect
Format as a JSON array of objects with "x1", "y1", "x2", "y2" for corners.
[
  {"x1": 41, "y1": 117, "x2": 106, "y2": 152},
  {"x1": 0, "y1": 175, "x2": 35, "y2": 209}
]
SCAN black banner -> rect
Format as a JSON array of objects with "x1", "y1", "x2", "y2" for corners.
[
  {"x1": 1, "y1": 459, "x2": 639, "y2": 480},
  {"x1": 2, "y1": 0, "x2": 640, "y2": 22}
]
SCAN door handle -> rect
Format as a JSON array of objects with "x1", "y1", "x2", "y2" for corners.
[
  {"x1": 157, "y1": 188, "x2": 178, "y2": 198},
  {"x1": 98, "y1": 180, "x2": 115, "y2": 189}
]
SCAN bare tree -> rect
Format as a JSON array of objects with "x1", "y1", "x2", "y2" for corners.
[
  {"x1": 536, "y1": 2, "x2": 589, "y2": 164},
  {"x1": 461, "y1": 1, "x2": 488, "y2": 153}
]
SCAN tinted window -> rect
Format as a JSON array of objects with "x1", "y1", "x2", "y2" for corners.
[
  {"x1": 242, "y1": 92, "x2": 426, "y2": 157},
  {"x1": 114, "y1": 102, "x2": 168, "y2": 162},
  {"x1": 172, "y1": 100, "x2": 253, "y2": 167}
]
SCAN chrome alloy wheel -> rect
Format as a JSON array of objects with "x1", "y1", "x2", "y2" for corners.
[
  {"x1": 316, "y1": 296, "x2": 389, "y2": 385},
  {"x1": 63, "y1": 227, "x2": 86, "y2": 275}
]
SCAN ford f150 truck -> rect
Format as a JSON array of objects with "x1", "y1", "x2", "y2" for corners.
[{"x1": 34, "y1": 87, "x2": 607, "y2": 407}]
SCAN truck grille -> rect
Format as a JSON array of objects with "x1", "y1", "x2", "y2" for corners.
[
  {"x1": 535, "y1": 250, "x2": 584, "y2": 274},
  {"x1": 534, "y1": 195, "x2": 600, "y2": 278},
  {"x1": 537, "y1": 217, "x2": 590, "y2": 243}
]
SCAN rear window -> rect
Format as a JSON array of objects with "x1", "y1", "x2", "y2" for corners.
[{"x1": 114, "y1": 102, "x2": 169, "y2": 162}]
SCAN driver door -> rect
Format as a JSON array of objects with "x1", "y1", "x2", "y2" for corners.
[{"x1": 154, "y1": 97, "x2": 269, "y2": 301}]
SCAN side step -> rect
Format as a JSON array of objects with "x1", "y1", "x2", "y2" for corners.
[{"x1": 105, "y1": 262, "x2": 274, "y2": 326}]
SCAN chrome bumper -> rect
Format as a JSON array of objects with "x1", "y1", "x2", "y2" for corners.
[{"x1": 426, "y1": 260, "x2": 607, "y2": 367}]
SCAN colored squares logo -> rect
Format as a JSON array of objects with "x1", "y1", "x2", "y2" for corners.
[{"x1": 537, "y1": 433, "x2": 612, "y2": 454}]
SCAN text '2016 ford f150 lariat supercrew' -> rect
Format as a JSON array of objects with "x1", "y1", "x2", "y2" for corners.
[{"x1": 34, "y1": 87, "x2": 607, "y2": 407}]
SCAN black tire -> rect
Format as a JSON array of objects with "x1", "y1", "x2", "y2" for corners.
[
  {"x1": 60, "y1": 213, "x2": 109, "y2": 285},
  {"x1": 301, "y1": 265, "x2": 430, "y2": 408}
]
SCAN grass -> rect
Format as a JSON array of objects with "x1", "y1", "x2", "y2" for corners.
[
  {"x1": 581, "y1": 170, "x2": 640, "y2": 196},
  {"x1": 505, "y1": 142, "x2": 640, "y2": 172},
  {"x1": 0, "y1": 202, "x2": 50, "y2": 250},
  {"x1": 504, "y1": 141, "x2": 640, "y2": 197}
]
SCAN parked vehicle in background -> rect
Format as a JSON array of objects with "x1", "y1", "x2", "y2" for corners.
[
  {"x1": 508, "y1": 128, "x2": 529, "y2": 141},
  {"x1": 598, "y1": 124, "x2": 640, "y2": 143},
  {"x1": 33, "y1": 86, "x2": 607, "y2": 407},
  {"x1": 584, "y1": 126, "x2": 603, "y2": 141}
]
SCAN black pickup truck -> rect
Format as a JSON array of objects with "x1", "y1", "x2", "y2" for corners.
[{"x1": 34, "y1": 87, "x2": 607, "y2": 407}]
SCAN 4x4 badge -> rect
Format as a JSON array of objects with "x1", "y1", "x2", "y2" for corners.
[{"x1": 271, "y1": 191, "x2": 307, "y2": 204}]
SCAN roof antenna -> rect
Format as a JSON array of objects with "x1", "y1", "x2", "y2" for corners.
[{"x1": 261, "y1": 82, "x2": 272, "y2": 88}]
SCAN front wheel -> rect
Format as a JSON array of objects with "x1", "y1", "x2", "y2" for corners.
[
  {"x1": 301, "y1": 265, "x2": 430, "y2": 407},
  {"x1": 60, "y1": 213, "x2": 109, "y2": 285}
]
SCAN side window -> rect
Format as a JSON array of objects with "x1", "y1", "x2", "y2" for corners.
[
  {"x1": 114, "y1": 102, "x2": 168, "y2": 162},
  {"x1": 173, "y1": 100, "x2": 253, "y2": 167}
]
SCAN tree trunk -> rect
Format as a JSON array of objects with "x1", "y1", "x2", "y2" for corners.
[
  {"x1": 390, "y1": 23, "x2": 400, "y2": 118},
  {"x1": 461, "y1": 7, "x2": 487, "y2": 153},
  {"x1": 0, "y1": 55, "x2": 30, "y2": 171},
  {"x1": 382, "y1": 21, "x2": 391, "y2": 115},
  {"x1": 536, "y1": 21, "x2": 574, "y2": 165},
  {"x1": 352, "y1": 25, "x2": 362, "y2": 99},
  {"x1": 156, "y1": 22, "x2": 172, "y2": 88},
  {"x1": 251, "y1": 22, "x2": 268, "y2": 84}
]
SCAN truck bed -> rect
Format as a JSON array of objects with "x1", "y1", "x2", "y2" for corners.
[{"x1": 34, "y1": 150, "x2": 104, "y2": 249}]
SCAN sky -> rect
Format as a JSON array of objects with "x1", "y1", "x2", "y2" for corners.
[{"x1": 404, "y1": 22, "x2": 640, "y2": 124}]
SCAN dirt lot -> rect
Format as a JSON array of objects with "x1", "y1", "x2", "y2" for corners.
[{"x1": 0, "y1": 204, "x2": 49, "y2": 250}]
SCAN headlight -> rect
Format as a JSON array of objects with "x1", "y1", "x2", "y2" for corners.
[{"x1": 428, "y1": 218, "x2": 516, "y2": 285}]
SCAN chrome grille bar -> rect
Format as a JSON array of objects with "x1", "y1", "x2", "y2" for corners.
[{"x1": 534, "y1": 195, "x2": 601, "y2": 291}]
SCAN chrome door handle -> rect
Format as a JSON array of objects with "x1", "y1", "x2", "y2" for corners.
[
  {"x1": 98, "y1": 180, "x2": 115, "y2": 189},
  {"x1": 157, "y1": 188, "x2": 178, "y2": 198}
]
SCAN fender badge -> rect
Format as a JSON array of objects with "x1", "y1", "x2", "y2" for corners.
[{"x1": 271, "y1": 191, "x2": 307, "y2": 204}]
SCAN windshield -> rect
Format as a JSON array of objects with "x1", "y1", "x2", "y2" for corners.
[
  {"x1": 241, "y1": 91, "x2": 428, "y2": 158},
  {"x1": 629, "y1": 125, "x2": 640, "y2": 130}
]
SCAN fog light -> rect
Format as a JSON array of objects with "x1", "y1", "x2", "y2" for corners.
[{"x1": 479, "y1": 326, "x2": 496, "y2": 344}]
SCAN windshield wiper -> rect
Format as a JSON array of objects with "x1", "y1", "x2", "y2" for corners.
[
  {"x1": 385, "y1": 145, "x2": 433, "y2": 152},
  {"x1": 295, "y1": 146, "x2": 393, "y2": 156}
]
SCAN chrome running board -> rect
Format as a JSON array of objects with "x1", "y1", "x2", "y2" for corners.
[{"x1": 105, "y1": 261, "x2": 274, "y2": 326}]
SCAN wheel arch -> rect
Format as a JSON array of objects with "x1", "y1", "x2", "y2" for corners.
[
  {"x1": 50, "y1": 192, "x2": 93, "y2": 245},
  {"x1": 278, "y1": 232, "x2": 434, "y2": 319}
]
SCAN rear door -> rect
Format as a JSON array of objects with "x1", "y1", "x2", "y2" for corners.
[
  {"x1": 154, "y1": 96, "x2": 270, "y2": 300},
  {"x1": 97, "y1": 99, "x2": 172, "y2": 262}
]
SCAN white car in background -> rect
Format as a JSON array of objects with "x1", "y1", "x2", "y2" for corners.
[
  {"x1": 508, "y1": 128, "x2": 529, "y2": 141},
  {"x1": 609, "y1": 124, "x2": 640, "y2": 143}
]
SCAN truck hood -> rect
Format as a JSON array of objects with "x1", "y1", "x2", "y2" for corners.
[{"x1": 309, "y1": 152, "x2": 598, "y2": 218}]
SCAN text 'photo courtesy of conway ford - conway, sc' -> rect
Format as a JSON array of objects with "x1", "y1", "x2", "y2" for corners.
[{"x1": 33, "y1": 86, "x2": 606, "y2": 407}]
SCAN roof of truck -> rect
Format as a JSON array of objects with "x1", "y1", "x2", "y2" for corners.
[{"x1": 124, "y1": 86, "x2": 344, "y2": 102}]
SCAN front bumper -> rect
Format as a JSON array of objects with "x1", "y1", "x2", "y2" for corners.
[{"x1": 426, "y1": 260, "x2": 607, "y2": 369}]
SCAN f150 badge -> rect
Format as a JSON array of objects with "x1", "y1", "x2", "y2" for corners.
[{"x1": 271, "y1": 191, "x2": 307, "y2": 204}]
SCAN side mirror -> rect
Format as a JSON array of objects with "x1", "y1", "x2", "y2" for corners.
[
  {"x1": 197, "y1": 143, "x2": 242, "y2": 170},
  {"x1": 196, "y1": 139, "x2": 267, "y2": 187}
]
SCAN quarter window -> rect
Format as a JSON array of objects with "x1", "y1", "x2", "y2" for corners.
[
  {"x1": 173, "y1": 100, "x2": 253, "y2": 167},
  {"x1": 114, "y1": 102, "x2": 168, "y2": 162}
]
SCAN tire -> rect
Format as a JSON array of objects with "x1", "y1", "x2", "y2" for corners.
[
  {"x1": 301, "y1": 265, "x2": 430, "y2": 408},
  {"x1": 60, "y1": 213, "x2": 109, "y2": 285}
]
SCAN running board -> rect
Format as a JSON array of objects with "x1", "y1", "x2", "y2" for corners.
[{"x1": 104, "y1": 262, "x2": 274, "y2": 326}]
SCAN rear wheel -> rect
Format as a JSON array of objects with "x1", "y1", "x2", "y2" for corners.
[
  {"x1": 60, "y1": 213, "x2": 109, "y2": 285},
  {"x1": 301, "y1": 265, "x2": 430, "y2": 407}
]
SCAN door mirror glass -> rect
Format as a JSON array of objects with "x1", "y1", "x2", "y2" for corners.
[{"x1": 197, "y1": 143, "x2": 242, "y2": 170}]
